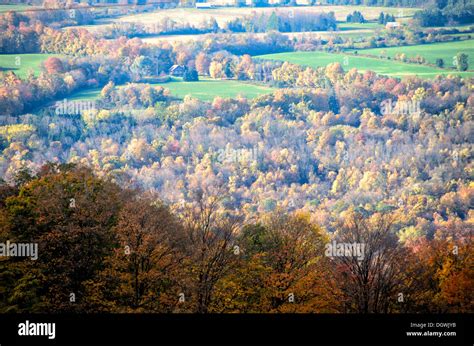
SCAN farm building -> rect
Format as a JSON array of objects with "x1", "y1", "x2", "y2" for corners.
[
  {"x1": 385, "y1": 22, "x2": 401, "y2": 29},
  {"x1": 169, "y1": 65, "x2": 187, "y2": 77},
  {"x1": 195, "y1": 0, "x2": 213, "y2": 8}
]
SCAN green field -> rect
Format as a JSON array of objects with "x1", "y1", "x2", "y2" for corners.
[
  {"x1": 141, "y1": 27, "x2": 378, "y2": 45},
  {"x1": 68, "y1": 78, "x2": 276, "y2": 102},
  {"x1": 0, "y1": 53, "x2": 60, "y2": 78},
  {"x1": 0, "y1": 4, "x2": 34, "y2": 12},
  {"x1": 448, "y1": 33, "x2": 474, "y2": 38},
  {"x1": 150, "y1": 78, "x2": 276, "y2": 101},
  {"x1": 73, "y1": 5, "x2": 418, "y2": 34},
  {"x1": 354, "y1": 39, "x2": 474, "y2": 69},
  {"x1": 115, "y1": 5, "x2": 418, "y2": 26},
  {"x1": 256, "y1": 51, "x2": 474, "y2": 78},
  {"x1": 337, "y1": 22, "x2": 384, "y2": 31},
  {"x1": 430, "y1": 24, "x2": 474, "y2": 31},
  {"x1": 68, "y1": 88, "x2": 102, "y2": 101},
  {"x1": 324, "y1": 31, "x2": 376, "y2": 40}
]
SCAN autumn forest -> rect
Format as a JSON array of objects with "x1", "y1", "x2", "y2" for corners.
[{"x1": 0, "y1": 0, "x2": 472, "y2": 319}]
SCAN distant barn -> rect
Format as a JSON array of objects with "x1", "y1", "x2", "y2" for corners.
[
  {"x1": 385, "y1": 22, "x2": 400, "y2": 29},
  {"x1": 195, "y1": 0, "x2": 213, "y2": 8},
  {"x1": 169, "y1": 65, "x2": 187, "y2": 77}
]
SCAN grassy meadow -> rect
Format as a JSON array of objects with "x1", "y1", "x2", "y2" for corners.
[
  {"x1": 0, "y1": 53, "x2": 60, "y2": 78},
  {"x1": 352, "y1": 39, "x2": 474, "y2": 69},
  {"x1": 68, "y1": 78, "x2": 276, "y2": 102},
  {"x1": 68, "y1": 88, "x2": 102, "y2": 101},
  {"x1": 0, "y1": 4, "x2": 35, "y2": 12},
  {"x1": 72, "y1": 5, "x2": 418, "y2": 33},
  {"x1": 141, "y1": 26, "x2": 378, "y2": 45},
  {"x1": 152, "y1": 78, "x2": 276, "y2": 101},
  {"x1": 115, "y1": 6, "x2": 418, "y2": 25},
  {"x1": 256, "y1": 50, "x2": 474, "y2": 78},
  {"x1": 337, "y1": 22, "x2": 384, "y2": 31}
]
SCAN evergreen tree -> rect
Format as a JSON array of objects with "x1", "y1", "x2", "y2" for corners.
[
  {"x1": 183, "y1": 69, "x2": 199, "y2": 82},
  {"x1": 267, "y1": 12, "x2": 279, "y2": 32},
  {"x1": 435, "y1": 58, "x2": 444, "y2": 68},
  {"x1": 456, "y1": 53, "x2": 469, "y2": 71},
  {"x1": 378, "y1": 12, "x2": 385, "y2": 24}
]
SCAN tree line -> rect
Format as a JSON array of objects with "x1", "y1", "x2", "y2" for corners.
[
  {"x1": 0, "y1": 164, "x2": 471, "y2": 313},
  {"x1": 414, "y1": 0, "x2": 474, "y2": 27}
]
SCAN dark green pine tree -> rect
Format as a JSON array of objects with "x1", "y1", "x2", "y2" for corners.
[
  {"x1": 267, "y1": 12, "x2": 279, "y2": 32},
  {"x1": 378, "y1": 12, "x2": 385, "y2": 24}
]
